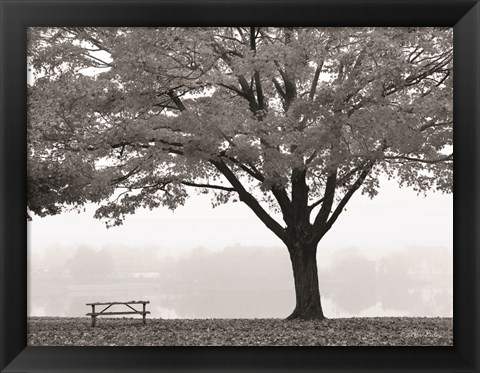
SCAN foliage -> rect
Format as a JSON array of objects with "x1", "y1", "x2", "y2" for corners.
[
  {"x1": 27, "y1": 317, "x2": 453, "y2": 346},
  {"x1": 28, "y1": 27, "x2": 453, "y2": 241}
]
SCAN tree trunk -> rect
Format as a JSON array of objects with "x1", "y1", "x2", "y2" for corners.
[{"x1": 287, "y1": 243, "x2": 325, "y2": 320}]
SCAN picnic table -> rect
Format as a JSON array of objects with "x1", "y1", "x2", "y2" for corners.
[{"x1": 86, "y1": 300, "x2": 150, "y2": 327}]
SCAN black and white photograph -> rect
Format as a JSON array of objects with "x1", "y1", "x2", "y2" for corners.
[{"x1": 27, "y1": 27, "x2": 453, "y2": 346}]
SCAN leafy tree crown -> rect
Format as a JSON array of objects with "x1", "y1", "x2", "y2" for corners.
[{"x1": 28, "y1": 27, "x2": 452, "y2": 241}]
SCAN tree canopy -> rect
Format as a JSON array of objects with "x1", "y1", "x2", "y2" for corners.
[{"x1": 27, "y1": 27, "x2": 452, "y2": 244}]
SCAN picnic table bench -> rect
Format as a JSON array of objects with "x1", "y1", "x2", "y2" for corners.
[{"x1": 86, "y1": 301, "x2": 150, "y2": 327}]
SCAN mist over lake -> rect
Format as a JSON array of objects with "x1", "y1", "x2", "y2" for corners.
[{"x1": 28, "y1": 244, "x2": 452, "y2": 319}]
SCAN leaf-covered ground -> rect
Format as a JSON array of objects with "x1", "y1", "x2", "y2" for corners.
[{"x1": 27, "y1": 317, "x2": 452, "y2": 346}]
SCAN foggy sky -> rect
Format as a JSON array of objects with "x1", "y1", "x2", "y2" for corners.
[{"x1": 29, "y1": 178, "x2": 452, "y2": 256}]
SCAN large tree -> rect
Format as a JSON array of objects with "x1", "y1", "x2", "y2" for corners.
[{"x1": 27, "y1": 27, "x2": 452, "y2": 320}]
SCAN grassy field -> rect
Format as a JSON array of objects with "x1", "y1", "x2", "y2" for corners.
[{"x1": 27, "y1": 317, "x2": 452, "y2": 346}]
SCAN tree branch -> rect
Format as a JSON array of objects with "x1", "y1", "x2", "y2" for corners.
[
  {"x1": 322, "y1": 163, "x2": 374, "y2": 236},
  {"x1": 290, "y1": 168, "x2": 309, "y2": 229},
  {"x1": 167, "y1": 90, "x2": 187, "y2": 111},
  {"x1": 383, "y1": 51, "x2": 453, "y2": 96},
  {"x1": 384, "y1": 153, "x2": 453, "y2": 164},
  {"x1": 250, "y1": 27, "x2": 265, "y2": 110},
  {"x1": 219, "y1": 150, "x2": 292, "y2": 229},
  {"x1": 272, "y1": 77, "x2": 286, "y2": 100},
  {"x1": 309, "y1": 61, "x2": 324, "y2": 100},
  {"x1": 313, "y1": 162, "x2": 374, "y2": 242},
  {"x1": 181, "y1": 181, "x2": 235, "y2": 192},
  {"x1": 312, "y1": 170, "x2": 337, "y2": 230},
  {"x1": 308, "y1": 164, "x2": 364, "y2": 211},
  {"x1": 418, "y1": 121, "x2": 452, "y2": 132},
  {"x1": 218, "y1": 83, "x2": 250, "y2": 100},
  {"x1": 283, "y1": 28, "x2": 297, "y2": 110},
  {"x1": 110, "y1": 165, "x2": 141, "y2": 185},
  {"x1": 212, "y1": 40, "x2": 260, "y2": 112},
  {"x1": 211, "y1": 159, "x2": 287, "y2": 242},
  {"x1": 223, "y1": 156, "x2": 264, "y2": 182}
]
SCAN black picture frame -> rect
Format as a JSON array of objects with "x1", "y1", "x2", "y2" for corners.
[{"x1": 1, "y1": 0, "x2": 479, "y2": 372}]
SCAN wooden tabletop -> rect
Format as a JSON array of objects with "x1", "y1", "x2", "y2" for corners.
[{"x1": 86, "y1": 301, "x2": 149, "y2": 306}]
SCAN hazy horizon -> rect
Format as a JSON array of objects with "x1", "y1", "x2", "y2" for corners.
[{"x1": 29, "y1": 177, "x2": 452, "y2": 253}]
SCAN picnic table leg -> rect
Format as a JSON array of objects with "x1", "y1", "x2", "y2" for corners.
[
  {"x1": 92, "y1": 305, "x2": 96, "y2": 327},
  {"x1": 143, "y1": 303, "x2": 146, "y2": 324}
]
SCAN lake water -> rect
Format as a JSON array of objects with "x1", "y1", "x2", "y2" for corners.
[{"x1": 28, "y1": 277, "x2": 452, "y2": 319}]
